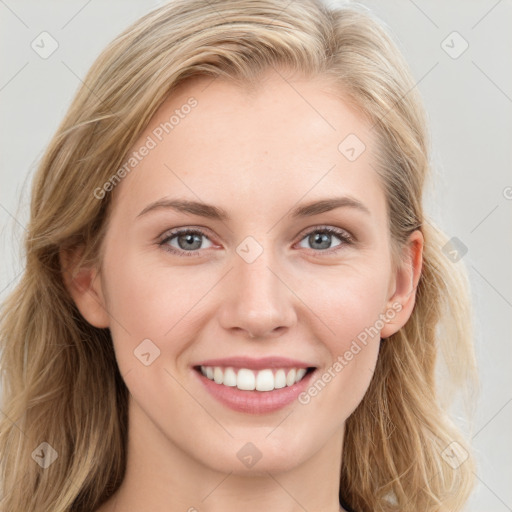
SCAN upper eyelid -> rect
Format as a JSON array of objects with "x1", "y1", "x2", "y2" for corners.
[
  {"x1": 159, "y1": 226, "x2": 215, "y2": 243},
  {"x1": 296, "y1": 224, "x2": 352, "y2": 240}
]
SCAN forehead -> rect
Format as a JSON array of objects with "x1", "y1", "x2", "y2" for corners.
[{"x1": 110, "y1": 70, "x2": 384, "y2": 223}]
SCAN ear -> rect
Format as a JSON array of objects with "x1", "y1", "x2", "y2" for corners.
[
  {"x1": 60, "y1": 247, "x2": 110, "y2": 328},
  {"x1": 380, "y1": 229, "x2": 423, "y2": 339}
]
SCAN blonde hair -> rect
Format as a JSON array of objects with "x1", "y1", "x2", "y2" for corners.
[{"x1": 0, "y1": 1, "x2": 478, "y2": 510}]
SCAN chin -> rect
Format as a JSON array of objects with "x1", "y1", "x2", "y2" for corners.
[{"x1": 199, "y1": 437, "x2": 311, "y2": 476}]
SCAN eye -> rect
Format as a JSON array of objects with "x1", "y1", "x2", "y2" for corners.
[
  {"x1": 159, "y1": 228, "x2": 213, "y2": 256},
  {"x1": 296, "y1": 226, "x2": 353, "y2": 253},
  {"x1": 158, "y1": 225, "x2": 354, "y2": 258}
]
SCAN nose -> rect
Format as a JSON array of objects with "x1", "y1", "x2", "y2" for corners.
[{"x1": 217, "y1": 245, "x2": 297, "y2": 339}]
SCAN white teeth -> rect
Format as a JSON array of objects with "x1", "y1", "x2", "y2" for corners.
[
  {"x1": 213, "y1": 367, "x2": 223, "y2": 384},
  {"x1": 296, "y1": 368, "x2": 307, "y2": 382},
  {"x1": 222, "y1": 367, "x2": 237, "y2": 387},
  {"x1": 286, "y1": 368, "x2": 296, "y2": 386},
  {"x1": 237, "y1": 368, "x2": 255, "y2": 390},
  {"x1": 255, "y1": 369, "x2": 274, "y2": 391},
  {"x1": 274, "y1": 369, "x2": 287, "y2": 389},
  {"x1": 199, "y1": 365, "x2": 310, "y2": 391}
]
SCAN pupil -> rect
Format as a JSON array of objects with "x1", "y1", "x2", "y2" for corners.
[
  {"x1": 311, "y1": 233, "x2": 330, "y2": 250},
  {"x1": 179, "y1": 233, "x2": 201, "y2": 250}
]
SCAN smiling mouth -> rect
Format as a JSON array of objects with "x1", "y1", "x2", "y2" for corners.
[{"x1": 193, "y1": 365, "x2": 316, "y2": 392}]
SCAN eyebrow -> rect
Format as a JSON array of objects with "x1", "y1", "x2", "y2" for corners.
[{"x1": 136, "y1": 196, "x2": 371, "y2": 221}]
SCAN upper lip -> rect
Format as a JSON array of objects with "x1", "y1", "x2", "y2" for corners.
[{"x1": 193, "y1": 356, "x2": 317, "y2": 371}]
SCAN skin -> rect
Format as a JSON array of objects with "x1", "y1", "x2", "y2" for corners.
[{"x1": 63, "y1": 68, "x2": 423, "y2": 512}]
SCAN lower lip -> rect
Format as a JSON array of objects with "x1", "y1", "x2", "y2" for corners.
[{"x1": 192, "y1": 367, "x2": 317, "y2": 414}]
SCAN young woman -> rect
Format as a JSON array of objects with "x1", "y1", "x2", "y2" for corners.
[{"x1": 0, "y1": 1, "x2": 478, "y2": 511}]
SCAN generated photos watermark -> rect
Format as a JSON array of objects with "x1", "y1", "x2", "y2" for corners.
[
  {"x1": 93, "y1": 96, "x2": 198, "y2": 200},
  {"x1": 298, "y1": 301, "x2": 402, "y2": 405}
]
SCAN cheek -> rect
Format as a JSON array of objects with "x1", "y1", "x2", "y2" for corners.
[
  {"x1": 295, "y1": 264, "x2": 387, "y2": 414},
  {"x1": 102, "y1": 250, "x2": 217, "y2": 351},
  {"x1": 300, "y1": 262, "x2": 389, "y2": 346}
]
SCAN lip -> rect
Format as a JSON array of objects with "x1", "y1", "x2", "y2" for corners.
[
  {"x1": 191, "y1": 365, "x2": 318, "y2": 414},
  {"x1": 192, "y1": 356, "x2": 316, "y2": 370}
]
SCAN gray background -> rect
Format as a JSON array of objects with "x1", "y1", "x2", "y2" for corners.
[{"x1": 1, "y1": 1, "x2": 511, "y2": 510}]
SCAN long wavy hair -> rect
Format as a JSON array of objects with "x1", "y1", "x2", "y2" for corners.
[{"x1": 0, "y1": 1, "x2": 478, "y2": 510}]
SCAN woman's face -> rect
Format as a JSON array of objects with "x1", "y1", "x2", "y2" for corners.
[{"x1": 72, "y1": 69, "x2": 421, "y2": 475}]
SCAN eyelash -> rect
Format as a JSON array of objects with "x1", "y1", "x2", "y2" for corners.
[{"x1": 158, "y1": 225, "x2": 354, "y2": 257}]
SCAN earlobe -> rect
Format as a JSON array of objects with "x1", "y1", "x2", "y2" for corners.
[
  {"x1": 380, "y1": 230, "x2": 424, "y2": 339},
  {"x1": 59, "y1": 248, "x2": 110, "y2": 329}
]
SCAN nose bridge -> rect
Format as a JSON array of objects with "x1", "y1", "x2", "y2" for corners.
[
  {"x1": 220, "y1": 235, "x2": 296, "y2": 337},
  {"x1": 238, "y1": 249, "x2": 280, "y2": 309}
]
